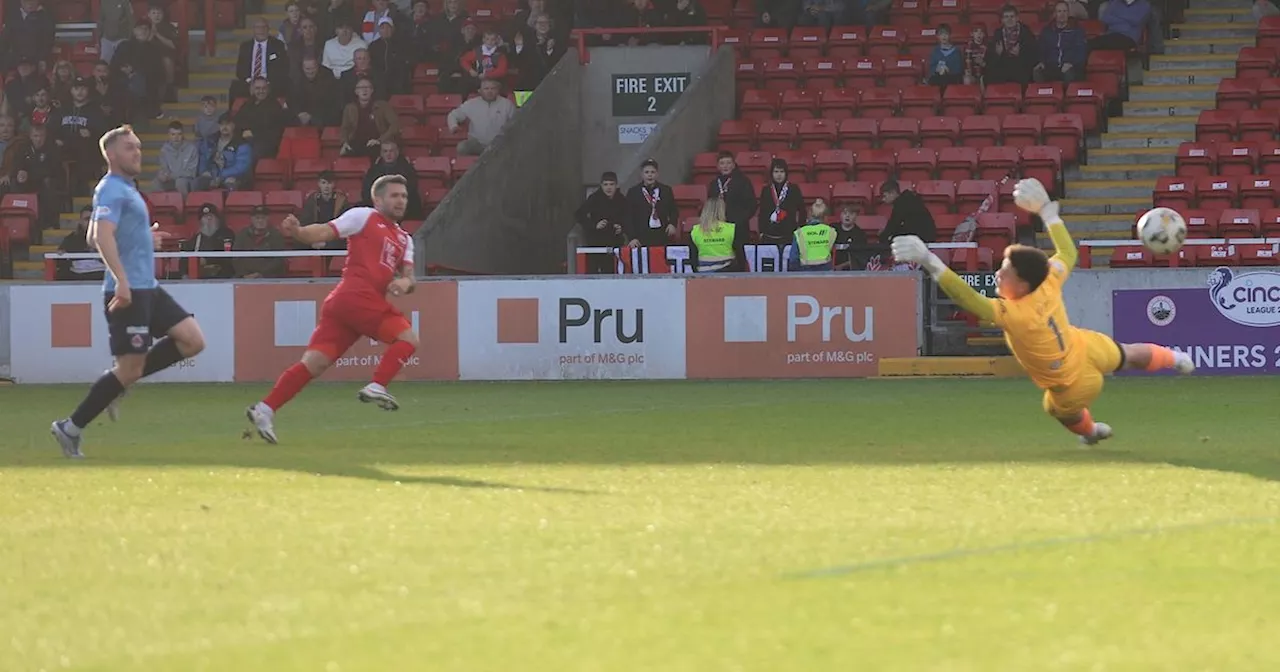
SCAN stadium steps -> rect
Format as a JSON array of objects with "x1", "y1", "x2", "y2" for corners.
[
  {"x1": 1059, "y1": 2, "x2": 1253, "y2": 266},
  {"x1": 19, "y1": 2, "x2": 294, "y2": 279}
]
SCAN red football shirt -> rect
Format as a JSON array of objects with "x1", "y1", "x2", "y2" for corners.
[{"x1": 326, "y1": 207, "x2": 414, "y2": 296}]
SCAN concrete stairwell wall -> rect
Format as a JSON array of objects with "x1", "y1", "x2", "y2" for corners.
[{"x1": 417, "y1": 57, "x2": 586, "y2": 275}]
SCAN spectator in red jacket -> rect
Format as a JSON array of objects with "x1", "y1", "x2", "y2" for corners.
[{"x1": 458, "y1": 29, "x2": 509, "y2": 92}]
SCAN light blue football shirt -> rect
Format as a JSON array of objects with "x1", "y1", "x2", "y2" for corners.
[{"x1": 92, "y1": 172, "x2": 157, "y2": 294}]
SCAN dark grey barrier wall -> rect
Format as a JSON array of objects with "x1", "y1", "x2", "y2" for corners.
[
  {"x1": 616, "y1": 46, "x2": 736, "y2": 188},
  {"x1": 416, "y1": 57, "x2": 585, "y2": 275}
]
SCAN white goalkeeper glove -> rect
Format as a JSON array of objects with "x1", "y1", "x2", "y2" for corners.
[
  {"x1": 890, "y1": 235, "x2": 947, "y2": 279},
  {"x1": 1012, "y1": 178, "x2": 1061, "y2": 225}
]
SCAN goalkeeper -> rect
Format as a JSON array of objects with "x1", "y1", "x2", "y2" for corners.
[{"x1": 890, "y1": 178, "x2": 1196, "y2": 445}]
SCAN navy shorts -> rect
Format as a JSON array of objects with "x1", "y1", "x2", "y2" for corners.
[{"x1": 104, "y1": 287, "x2": 192, "y2": 356}]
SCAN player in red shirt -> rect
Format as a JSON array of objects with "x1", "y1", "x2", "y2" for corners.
[{"x1": 246, "y1": 174, "x2": 418, "y2": 443}]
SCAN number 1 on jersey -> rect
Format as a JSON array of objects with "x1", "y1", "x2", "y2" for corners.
[{"x1": 1047, "y1": 316, "x2": 1066, "y2": 351}]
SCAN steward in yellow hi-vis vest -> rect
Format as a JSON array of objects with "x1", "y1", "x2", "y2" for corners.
[
  {"x1": 789, "y1": 199, "x2": 836, "y2": 271},
  {"x1": 690, "y1": 198, "x2": 736, "y2": 272}
]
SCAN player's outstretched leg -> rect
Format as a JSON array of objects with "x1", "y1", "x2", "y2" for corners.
[
  {"x1": 104, "y1": 319, "x2": 205, "y2": 422},
  {"x1": 1120, "y1": 343, "x2": 1195, "y2": 374},
  {"x1": 357, "y1": 327, "x2": 419, "y2": 412},
  {"x1": 248, "y1": 350, "x2": 334, "y2": 444},
  {"x1": 1056, "y1": 409, "x2": 1113, "y2": 446}
]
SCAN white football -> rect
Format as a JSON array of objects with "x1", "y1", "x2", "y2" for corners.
[{"x1": 1136, "y1": 207, "x2": 1187, "y2": 255}]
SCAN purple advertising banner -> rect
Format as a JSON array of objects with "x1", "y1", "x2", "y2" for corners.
[{"x1": 1112, "y1": 267, "x2": 1280, "y2": 376}]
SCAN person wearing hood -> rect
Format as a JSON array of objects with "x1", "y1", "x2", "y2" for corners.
[
  {"x1": 880, "y1": 179, "x2": 936, "y2": 245},
  {"x1": 1094, "y1": 0, "x2": 1161, "y2": 54},
  {"x1": 152, "y1": 120, "x2": 198, "y2": 195},
  {"x1": 756, "y1": 157, "x2": 805, "y2": 248},
  {"x1": 985, "y1": 5, "x2": 1038, "y2": 86},
  {"x1": 369, "y1": 17, "x2": 411, "y2": 94},
  {"x1": 1036, "y1": 2, "x2": 1088, "y2": 83},
  {"x1": 182, "y1": 203, "x2": 236, "y2": 278},
  {"x1": 575, "y1": 171, "x2": 629, "y2": 273},
  {"x1": 927, "y1": 24, "x2": 965, "y2": 89}
]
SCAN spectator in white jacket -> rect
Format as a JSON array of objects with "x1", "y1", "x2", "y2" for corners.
[
  {"x1": 322, "y1": 20, "x2": 367, "y2": 78},
  {"x1": 446, "y1": 78, "x2": 516, "y2": 156},
  {"x1": 152, "y1": 120, "x2": 198, "y2": 195}
]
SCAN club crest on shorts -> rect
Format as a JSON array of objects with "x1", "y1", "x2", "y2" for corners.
[{"x1": 131, "y1": 334, "x2": 145, "y2": 349}]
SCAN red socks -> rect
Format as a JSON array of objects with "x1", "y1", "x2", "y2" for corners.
[
  {"x1": 1065, "y1": 409, "x2": 1096, "y2": 438},
  {"x1": 1143, "y1": 344, "x2": 1177, "y2": 371},
  {"x1": 373, "y1": 340, "x2": 416, "y2": 387},
  {"x1": 264, "y1": 362, "x2": 313, "y2": 411}
]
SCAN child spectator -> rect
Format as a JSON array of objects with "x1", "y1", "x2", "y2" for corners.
[
  {"x1": 458, "y1": 29, "x2": 509, "y2": 92},
  {"x1": 928, "y1": 24, "x2": 964, "y2": 89},
  {"x1": 194, "y1": 95, "x2": 221, "y2": 144},
  {"x1": 153, "y1": 120, "x2": 198, "y2": 195},
  {"x1": 963, "y1": 25, "x2": 988, "y2": 85},
  {"x1": 279, "y1": 1, "x2": 304, "y2": 44},
  {"x1": 833, "y1": 205, "x2": 871, "y2": 271},
  {"x1": 757, "y1": 157, "x2": 805, "y2": 248},
  {"x1": 50, "y1": 60, "x2": 76, "y2": 107}
]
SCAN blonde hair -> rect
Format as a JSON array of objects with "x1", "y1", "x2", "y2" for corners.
[
  {"x1": 698, "y1": 198, "x2": 725, "y2": 233},
  {"x1": 99, "y1": 125, "x2": 136, "y2": 158},
  {"x1": 809, "y1": 198, "x2": 829, "y2": 221}
]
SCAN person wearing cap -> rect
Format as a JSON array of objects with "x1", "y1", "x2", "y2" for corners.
[
  {"x1": 52, "y1": 77, "x2": 107, "y2": 194},
  {"x1": 55, "y1": 205, "x2": 107, "y2": 281},
  {"x1": 625, "y1": 158, "x2": 679, "y2": 248},
  {"x1": 196, "y1": 114, "x2": 253, "y2": 191},
  {"x1": 323, "y1": 20, "x2": 368, "y2": 78},
  {"x1": 153, "y1": 120, "x2": 198, "y2": 196},
  {"x1": 756, "y1": 157, "x2": 805, "y2": 249},
  {"x1": 232, "y1": 205, "x2": 287, "y2": 279},
  {"x1": 182, "y1": 204, "x2": 236, "y2": 278},
  {"x1": 0, "y1": 0, "x2": 54, "y2": 72},
  {"x1": 575, "y1": 170, "x2": 629, "y2": 274},
  {"x1": 360, "y1": 0, "x2": 404, "y2": 43},
  {"x1": 369, "y1": 17, "x2": 411, "y2": 94}
]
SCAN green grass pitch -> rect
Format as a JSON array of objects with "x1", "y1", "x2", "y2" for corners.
[{"x1": 2, "y1": 377, "x2": 1278, "y2": 671}]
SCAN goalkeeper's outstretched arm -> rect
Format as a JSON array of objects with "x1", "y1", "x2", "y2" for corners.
[
  {"x1": 1043, "y1": 205, "x2": 1078, "y2": 272},
  {"x1": 889, "y1": 236, "x2": 997, "y2": 322}
]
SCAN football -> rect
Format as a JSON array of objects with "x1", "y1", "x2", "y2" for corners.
[{"x1": 1136, "y1": 207, "x2": 1187, "y2": 255}]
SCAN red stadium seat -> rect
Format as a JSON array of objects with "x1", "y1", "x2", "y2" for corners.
[
  {"x1": 1195, "y1": 175, "x2": 1239, "y2": 211},
  {"x1": 933, "y1": 213, "x2": 965, "y2": 239},
  {"x1": 858, "y1": 88, "x2": 900, "y2": 119},
  {"x1": 740, "y1": 89, "x2": 780, "y2": 122},
  {"x1": 904, "y1": 26, "x2": 937, "y2": 56},
  {"x1": 956, "y1": 180, "x2": 997, "y2": 214},
  {"x1": 978, "y1": 146, "x2": 1019, "y2": 181},
  {"x1": 854, "y1": 148, "x2": 897, "y2": 183},
  {"x1": 1236, "y1": 47, "x2": 1278, "y2": 80},
  {"x1": 1219, "y1": 142, "x2": 1260, "y2": 177},
  {"x1": 253, "y1": 158, "x2": 289, "y2": 191},
  {"x1": 399, "y1": 125, "x2": 437, "y2": 154},
  {"x1": 425, "y1": 93, "x2": 462, "y2": 117},
  {"x1": 422, "y1": 187, "x2": 450, "y2": 216},
  {"x1": 937, "y1": 146, "x2": 978, "y2": 181},
  {"x1": 146, "y1": 191, "x2": 183, "y2": 230},
  {"x1": 292, "y1": 157, "x2": 332, "y2": 185},
  {"x1": 884, "y1": 57, "x2": 924, "y2": 90},
  {"x1": 837, "y1": 118, "x2": 878, "y2": 150},
  {"x1": 900, "y1": 85, "x2": 941, "y2": 119},
  {"x1": 1262, "y1": 209, "x2": 1280, "y2": 237},
  {"x1": 718, "y1": 119, "x2": 757, "y2": 153},
  {"x1": 720, "y1": 28, "x2": 748, "y2": 52},
  {"x1": 1021, "y1": 145, "x2": 1063, "y2": 193},
  {"x1": 878, "y1": 117, "x2": 920, "y2": 151},
  {"x1": 797, "y1": 182, "x2": 832, "y2": 206},
  {"x1": 832, "y1": 181, "x2": 876, "y2": 213},
  {"x1": 982, "y1": 83, "x2": 1023, "y2": 116},
  {"x1": 867, "y1": 26, "x2": 905, "y2": 57},
  {"x1": 749, "y1": 27, "x2": 789, "y2": 59},
  {"x1": 0, "y1": 194, "x2": 36, "y2": 250},
  {"x1": 736, "y1": 59, "x2": 763, "y2": 91},
  {"x1": 827, "y1": 26, "x2": 867, "y2": 59},
  {"x1": 1239, "y1": 110, "x2": 1279, "y2": 143},
  {"x1": 797, "y1": 118, "x2": 838, "y2": 151},
  {"x1": 414, "y1": 156, "x2": 453, "y2": 188},
  {"x1": 860, "y1": 214, "x2": 889, "y2": 242},
  {"x1": 1023, "y1": 82, "x2": 1065, "y2": 117},
  {"x1": 1259, "y1": 16, "x2": 1280, "y2": 51},
  {"x1": 389, "y1": 94, "x2": 427, "y2": 124},
  {"x1": 773, "y1": 150, "x2": 813, "y2": 180},
  {"x1": 897, "y1": 148, "x2": 937, "y2": 182},
  {"x1": 672, "y1": 184, "x2": 705, "y2": 220},
  {"x1": 1064, "y1": 82, "x2": 1105, "y2": 134},
  {"x1": 976, "y1": 212, "x2": 1016, "y2": 255},
  {"x1": 941, "y1": 84, "x2": 982, "y2": 117},
  {"x1": 1240, "y1": 175, "x2": 1278, "y2": 210},
  {"x1": 264, "y1": 190, "x2": 303, "y2": 217},
  {"x1": 814, "y1": 149, "x2": 855, "y2": 183},
  {"x1": 845, "y1": 57, "x2": 883, "y2": 89},
  {"x1": 1218, "y1": 208, "x2": 1261, "y2": 239},
  {"x1": 915, "y1": 180, "x2": 956, "y2": 215},
  {"x1": 918, "y1": 116, "x2": 960, "y2": 149},
  {"x1": 1260, "y1": 78, "x2": 1280, "y2": 109},
  {"x1": 1153, "y1": 176, "x2": 1195, "y2": 210},
  {"x1": 780, "y1": 88, "x2": 820, "y2": 120},
  {"x1": 1216, "y1": 78, "x2": 1259, "y2": 111},
  {"x1": 224, "y1": 191, "x2": 264, "y2": 231},
  {"x1": 929, "y1": 0, "x2": 963, "y2": 24},
  {"x1": 802, "y1": 58, "x2": 844, "y2": 90},
  {"x1": 1263, "y1": 142, "x2": 1280, "y2": 175},
  {"x1": 1001, "y1": 114, "x2": 1042, "y2": 149},
  {"x1": 1176, "y1": 143, "x2": 1217, "y2": 178},
  {"x1": 960, "y1": 115, "x2": 1001, "y2": 148},
  {"x1": 183, "y1": 192, "x2": 223, "y2": 228},
  {"x1": 1196, "y1": 110, "x2": 1238, "y2": 144},
  {"x1": 1180, "y1": 209, "x2": 1217, "y2": 238},
  {"x1": 452, "y1": 155, "x2": 478, "y2": 180},
  {"x1": 1237, "y1": 241, "x2": 1280, "y2": 265},
  {"x1": 819, "y1": 88, "x2": 860, "y2": 120},
  {"x1": 736, "y1": 151, "x2": 774, "y2": 184},
  {"x1": 692, "y1": 153, "x2": 720, "y2": 183},
  {"x1": 762, "y1": 58, "x2": 802, "y2": 92},
  {"x1": 331, "y1": 157, "x2": 370, "y2": 195},
  {"x1": 1042, "y1": 114, "x2": 1084, "y2": 164},
  {"x1": 790, "y1": 26, "x2": 828, "y2": 60},
  {"x1": 757, "y1": 119, "x2": 798, "y2": 151}
]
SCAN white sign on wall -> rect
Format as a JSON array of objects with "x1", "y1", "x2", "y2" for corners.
[
  {"x1": 618, "y1": 123, "x2": 658, "y2": 145},
  {"x1": 8, "y1": 284, "x2": 236, "y2": 383},
  {"x1": 456, "y1": 279, "x2": 687, "y2": 380}
]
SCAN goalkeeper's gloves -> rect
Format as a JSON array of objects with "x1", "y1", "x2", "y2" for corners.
[
  {"x1": 890, "y1": 235, "x2": 947, "y2": 280},
  {"x1": 1012, "y1": 178, "x2": 1061, "y2": 226}
]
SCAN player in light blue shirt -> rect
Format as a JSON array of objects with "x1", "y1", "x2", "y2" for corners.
[{"x1": 51, "y1": 126, "x2": 209, "y2": 458}]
